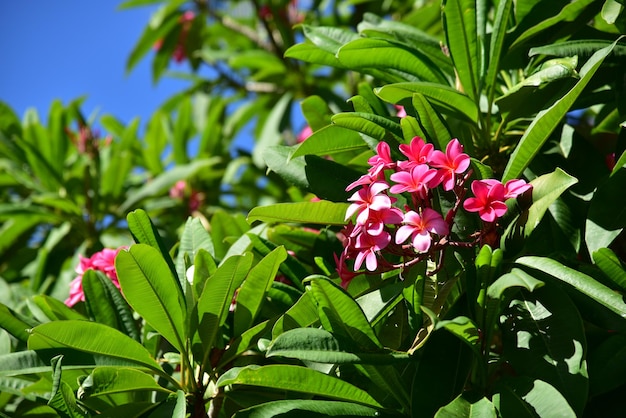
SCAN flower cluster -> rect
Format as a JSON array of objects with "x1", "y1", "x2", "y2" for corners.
[
  {"x1": 336, "y1": 137, "x2": 531, "y2": 286},
  {"x1": 65, "y1": 247, "x2": 125, "y2": 307}
]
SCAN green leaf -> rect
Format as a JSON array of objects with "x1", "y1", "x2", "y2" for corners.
[
  {"x1": 487, "y1": 268, "x2": 545, "y2": 300},
  {"x1": 375, "y1": 82, "x2": 479, "y2": 123},
  {"x1": 196, "y1": 253, "x2": 254, "y2": 356},
  {"x1": 290, "y1": 125, "x2": 368, "y2": 159},
  {"x1": 435, "y1": 393, "x2": 497, "y2": 418},
  {"x1": 267, "y1": 327, "x2": 408, "y2": 364},
  {"x1": 308, "y1": 277, "x2": 382, "y2": 350},
  {"x1": 253, "y1": 93, "x2": 292, "y2": 169},
  {"x1": 585, "y1": 168, "x2": 626, "y2": 255},
  {"x1": 502, "y1": 40, "x2": 619, "y2": 182},
  {"x1": 510, "y1": 0, "x2": 598, "y2": 50},
  {"x1": 494, "y1": 378, "x2": 577, "y2": 418},
  {"x1": 217, "y1": 365, "x2": 382, "y2": 409},
  {"x1": 234, "y1": 399, "x2": 382, "y2": 418},
  {"x1": 176, "y1": 217, "x2": 215, "y2": 291},
  {"x1": 301, "y1": 25, "x2": 359, "y2": 54},
  {"x1": 272, "y1": 292, "x2": 319, "y2": 339},
  {"x1": 500, "y1": 283, "x2": 588, "y2": 414},
  {"x1": 234, "y1": 247, "x2": 287, "y2": 336},
  {"x1": 219, "y1": 320, "x2": 274, "y2": 369},
  {"x1": 484, "y1": 0, "x2": 514, "y2": 107},
  {"x1": 0, "y1": 302, "x2": 36, "y2": 342},
  {"x1": 411, "y1": 93, "x2": 453, "y2": 152},
  {"x1": 47, "y1": 356, "x2": 86, "y2": 418},
  {"x1": 593, "y1": 248, "x2": 626, "y2": 292},
  {"x1": 443, "y1": 0, "x2": 480, "y2": 101},
  {"x1": 331, "y1": 112, "x2": 403, "y2": 142},
  {"x1": 247, "y1": 201, "x2": 350, "y2": 226},
  {"x1": 127, "y1": 209, "x2": 177, "y2": 275},
  {"x1": 116, "y1": 244, "x2": 187, "y2": 354},
  {"x1": 27, "y1": 321, "x2": 163, "y2": 374},
  {"x1": 336, "y1": 38, "x2": 448, "y2": 84},
  {"x1": 300, "y1": 96, "x2": 333, "y2": 131},
  {"x1": 529, "y1": 39, "x2": 626, "y2": 58},
  {"x1": 435, "y1": 316, "x2": 481, "y2": 356},
  {"x1": 77, "y1": 367, "x2": 170, "y2": 399},
  {"x1": 516, "y1": 256, "x2": 626, "y2": 318}
]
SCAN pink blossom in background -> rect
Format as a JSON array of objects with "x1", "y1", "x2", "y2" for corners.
[
  {"x1": 65, "y1": 247, "x2": 125, "y2": 307},
  {"x1": 170, "y1": 180, "x2": 187, "y2": 199},
  {"x1": 297, "y1": 125, "x2": 313, "y2": 143},
  {"x1": 395, "y1": 105, "x2": 407, "y2": 118}
]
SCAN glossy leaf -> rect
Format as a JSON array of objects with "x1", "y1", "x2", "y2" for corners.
[
  {"x1": 494, "y1": 378, "x2": 576, "y2": 418},
  {"x1": 593, "y1": 248, "x2": 626, "y2": 292},
  {"x1": 47, "y1": 356, "x2": 85, "y2": 418},
  {"x1": 234, "y1": 399, "x2": 382, "y2": 418},
  {"x1": 502, "y1": 40, "x2": 618, "y2": 182},
  {"x1": 234, "y1": 246, "x2": 287, "y2": 336},
  {"x1": 267, "y1": 328, "x2": 408, "y2": 364},
  {"x1": 487, "y1": 268, "x2": 544, "y2": 300},
  {"x1": 116, "y1": 244, "x2": 187, "y2": 354},
  {"x1": 217, "y1": 365, "x2": 382, "y2": 409},
  {"x1": 77, "y1": 367, "x2": 170, "y2": 399},
  {"x1": 435, "y1": 394, "x2": 496, "y2": 418},
  {"x1": 247, "y1": 201, "x2": 350, "y2": 226},
  {"x1": 0, "y1": 302, "x2": 35, "y2": 343},
  {"x1": 27, "y1": 321, "x2": 163, "y2": 374},
  {"x1": 375, "y1": 82, "x2": 478, "y2": 123},
  {"x1": 290, "y1": 125, "x2": 367, "y2": 159},
  {"x1": 411, "y1": 93, "x2": 453, "y2": 152},
  {"x1": 127, "y1": 209, "x2": 176, "y2": 274}
]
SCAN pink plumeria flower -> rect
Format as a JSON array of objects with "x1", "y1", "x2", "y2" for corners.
[
  {"x1": 463, "y1": 180, "x2": 508, "y2": 222},
  {"x1": 430, "y1": 139, "x2": 471, "y2": 191},
  {"x1": 354, "y1": 230, "x2": 391, "y2": 271},
  {"x1": 367, "y1": 141, "x2": 396, "y2": 177},
  {"x1": 346, "y1": 181, "x2": 393, "y2": 225},
  {"x1": 503, "y1": 179, "x2": 532, "y2": 199},
  {"x1": 65, "y1": 247, "x2": 125, "y2": 307},
  {"x1": 395, "y1": 105, "x2": 407, "y2": 118},
  {"x1": 395, "y1": 208, "x2": 449, "y2": 253},
  {"x1": 352, "y1": 206, "x2": 404, "y2": 237},
  {"x1": 297, "y1": 125, "x2": 313, "y2": 143},
  {"x1": 398, "y1": 136, "x2": 434, "y2": 171},
  {"x1": 389, "y1": 164, "x2": 439, "y2": 200}
]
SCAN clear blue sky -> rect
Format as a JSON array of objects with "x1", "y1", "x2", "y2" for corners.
[{"x1": 0, "y1": 1, "x2": 192, "y2": 127}]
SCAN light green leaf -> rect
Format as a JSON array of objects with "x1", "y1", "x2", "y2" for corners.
[
  {"x1": 331, "y1": 112, "x2": 403, "y2": 142},
  {"x1": 290, "y1": 125, "x2": 367, "y2": 159},
  {"x1": 272, "y1": 292, "x2": 319, "y2": 339},
  {"x1": 234, "y1": 247, "x2": 287, "y2": 336},
  {"x1": 217, "y1": 365, "x2": 382, "y2": 408},
  {"x1": 219, "y1": 320, "x2": 274, "y2": 369},
  {"x1": 247, "y1": 201, "x2": 350, "y2": 225},
  {"x1": 116, "y1": 244, "x2": 187, "y2": 354},
  {"x1": 176, "y1": 217, "x2": 215, "y2": 290},
  {"x1": 593, "y1": 248, "x2": 626, "y2": 292},
  {"x1": 484, "y1": 0, "x2": 513, "y2": 107},
  {"x1": 436, "y1": 394, "x2": 497, "y2": 418},
  {"x1": 308, "y1": 277, "x2": 382, "y2": 350},
  {"x1": 0, "y1": 302, "x2": 36, "y2": 343},
  {"x1": 196, "y1": 253, "x2": 254, "y2": 357},
  {"x1": 27, "y1": 321, "x2": 163, "y2": 374},
  {"x1": 234, "y1": 399, "x2": 381, "y2": 418},
  {"x1": 494, "y1": 378, "x2": 576, "y2": 418},
  {"x1": 252, "y1": 93, "x2": 292, "y2": 169},
  {"x1": 375, "y1": 82, "x2": 479, "y2": 123},
  {"x1": 529, "y1": 39, "x2": 626, "y2": 58},
  {"x1": 267, "y1": 328, "x2": 408, "y2": 364},
  {"x1": 502, "y1": 38, "x2": 619, "y2": 182},
  {"x1": 412, "y1": 93, "x2": 453, "y2": 151},
  {"x1": 517, "y1": 256, "x2": 626, "y2": 318},
  {"x1": 435, "y1": 316, "x2": 481, "y2": 356},
  {"x1": 77, "y1": 367, "x2": 170, "y2": 399},
  {"x1": 487, "y1": 268, "x2": 544, "y2": 300},
  {"x1": 47, "y1": 356, "x2": 85, "y2": 418}
]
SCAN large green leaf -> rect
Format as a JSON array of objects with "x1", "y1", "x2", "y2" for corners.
[
  {"x1": 443, "y1": 0, "x2": 481, "y2": 102},
  {"x1": 126, "y1": 209, "x2": 177, "y2": 275},
  {"x1": 217, "y1": 365, "x2": 382, "y2": 409},
  {"x1": 0, "y1": 302, "x2": 35, "y2": 343},
  {"x1": 27, "y1": 321, "x2": 163, "y2": 374},
  {"x1": 77, "y1": 367, "x2": 170, "y2": 399},
  {"x1": 585, "y1": 168, "x2": 626, "y2": 255},
  {"x1": 517, "y1": 256, "x2": 626, "y2": 318},
  {"x1": 484, "y1": 0, "x2": 513, "y2": 107},
  {"x1": 435, "y1": 393, "x2": 497, "y2": 418},
  {"x1": 175, "y1": 217, "x2": 215, "y2": 295},
  {"x1": 234, "y1": 247, "x2": 287, "y2": 336},
  {"x1": 493, "y1": 378, "x2": 577, "y2": 418},
  {"x1": 267, "y1": 328, "x2": 408, "y2": 364},
  {"x1": 375, "y1": 82, "x2": 478, "y2": 123},
  {"x1": 336, "y1": 38, "x2": 448, "y2": 84},
  {"x1": 308, "y1": 277, "x2": 382, "y2": 350},
  {"x1": 411, "y1": 93, "x2": 453, "y2": 152},
  {"x1": 116, "y1": 244, "x2": 187, "y2": 354},
  {"x1": 234, "y1": 399, "x2": 382, "y2": 418},
  {"x1": 247, "y1": 201, "x2": 350, "y2": 226},
  {"x1": 500, "y1": 283, "x2": 588, "y2": 414},
  {"x1": 47, "y1": 356, "x2": 85, "y2": 418},
  {"x1": 196, "y1": 253, "x2": 254, "y2": 357},
  {"x1": 502, "y1": 40, "x2": 618, "y2": 182},
  {"x1": 593, "y1": 248, "x2": 626, "y2": 292},
  {"x1": 290, "y1": 125, "x2": 367, "y2": 159}
]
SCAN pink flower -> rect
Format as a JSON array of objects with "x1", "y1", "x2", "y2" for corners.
[
  {"x1": 395, "y1": 208, "x2": 449, "y2": 253},
  {"x1": 395, "y1": 105, "x2": 407, "y2": 118},
  {"x1": 463, "y1": 180, "x2": 508, "y2": 222},
  {"x1": 389, "y1": 164, "x2": 439, "y2": 199},
  {"x1": 65, "y1": 247, "x2": 125, "y2": 307},
  {"x1": 503, "y1": 179, "x2": 532, "y2": 199},
  {"x1": 297, "y1": 125, "x2": 313, "y2": 143},
  {"x1": 346, "y1": 182, "x2": 393, "y2": 225},
  {"x1": 170, "y1": 180, "x2": 187, "y2": 199},
  {"x1": 352, "y1": 206, "x2": 404, "y2": 237},
  {"x1": 367, "y1": 142, "x2": 396, "y2": 177},
  {"x1": 397, "y1": 137, "x2": 434, "y2": 171},
  {"x1": 430, "y1": 139, "x2": 470, "y2": 191},
  {"x1": 354, "y1": 231, "x2": 391, "y2": 271}
]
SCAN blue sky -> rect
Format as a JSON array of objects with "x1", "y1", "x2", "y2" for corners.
[{"x1": 0, "y1": 1, "x2": 191, "y2": 127}]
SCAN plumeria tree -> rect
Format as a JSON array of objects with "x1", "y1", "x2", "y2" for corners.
[{"x1": 2, "y1": 0, "x2": 626, "y2": 417}]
